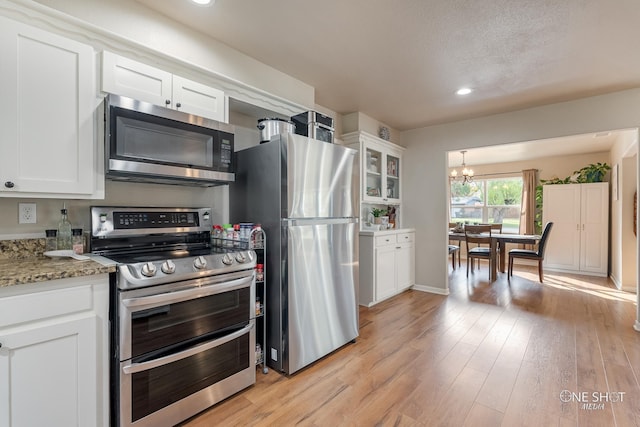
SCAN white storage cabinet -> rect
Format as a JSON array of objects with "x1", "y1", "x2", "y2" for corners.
[
  {"x1": 543, "y1": 182, "x2": 609, "y2": 276},
  {"x1": 343, "y1": 131, "x2": 404, "y2": 205},
  {"x1": 0, "y1": 16, "x2": 102, "y2": 198},
  {"x1": 359, "y1": 230, "x2": 415, "y2": 306},
  {"x1": 0, "y1": 276, "x2": 109, "y2": 427},
  {"x1": 102, "y1": 51, "x2": 228, "y2": 123}
]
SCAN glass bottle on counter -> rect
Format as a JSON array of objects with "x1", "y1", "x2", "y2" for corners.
[
  {"x1": 45, "y1": 229, "x2": 58, "y2": 252},
  {"x1": 72, "y1": 228, "x2": 84, "y2": 254},
  {"x1": 57, "y1": 206, "x2": 72, "y2": 250}
]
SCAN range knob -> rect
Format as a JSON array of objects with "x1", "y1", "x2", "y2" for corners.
[
  {"x1": 235, "y1": 252, "x2": 247, "y2": 263},
  {"x1": 161, "y1": 260, "x2": 176, "y2": 274},
  {"x1": 141, "y1": 262, "x2": 157, "y2": 277},
  {"x1": 221, "y1": 253, "x2": 234, "y2": 265},
  {"x1": 194, "y1": 256, "x2": 207, "y2": 270}
]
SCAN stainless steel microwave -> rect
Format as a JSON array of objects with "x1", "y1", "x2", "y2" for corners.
[{"x1": 105, "y1": 94, "x2": 234, "y2": 186}]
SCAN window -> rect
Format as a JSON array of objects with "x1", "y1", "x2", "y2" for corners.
[{"x1": 450, "y1": 177, "x2": 523, "y2": 233}]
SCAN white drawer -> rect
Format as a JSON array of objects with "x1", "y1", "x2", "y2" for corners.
[
  {"x1": 0, "y1": 285, "x2": 93, "y2": 328},
  {"x1": 396, "y1": 232, "x2": 414, "y2": 243},
  {"x1": 375, "y1": 235, "x2": 396, "y2": 246}
]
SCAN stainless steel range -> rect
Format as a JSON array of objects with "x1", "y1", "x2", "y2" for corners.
[{"x1": 90, "y1": 207, "x2": 256, "y2": 427}]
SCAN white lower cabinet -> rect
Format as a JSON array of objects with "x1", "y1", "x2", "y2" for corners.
[
  {"x1": 360, "y1": 230, "x2": 415, "y2": 307},
  {"x1": 0, "y1": 275, "x2": 109, "y2": 427}
]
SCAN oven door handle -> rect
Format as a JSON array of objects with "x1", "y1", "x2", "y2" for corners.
[
  {"x1": 122, "y1": 275, "x2": 253, "y2": 309},
  {"x1": 122, "y1": 321, "x2": 254, "y2": 375}
]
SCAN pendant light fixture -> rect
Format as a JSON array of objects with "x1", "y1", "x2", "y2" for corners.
[{"x1": 450, "y1": 150, "x2": 474, "y2": 184}]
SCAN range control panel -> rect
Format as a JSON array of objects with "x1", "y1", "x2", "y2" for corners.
[
  {"x1": 91, "y1": 207, "x2": 212, "y2": 238},
  {"x1": 113, "y1": 211, "x2": 200, "y2": 229}
]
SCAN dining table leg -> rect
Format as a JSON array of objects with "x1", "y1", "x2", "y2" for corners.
[
  {"x1": 490, "y1": 238, "x2": 498, "y2": 281},
  {"x1": 499, "y1": 241, "x2": 507, "y2": 273}
]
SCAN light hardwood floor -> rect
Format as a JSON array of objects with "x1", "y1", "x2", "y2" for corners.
[{"x1": 181, "y1": 263, "x2": 640, "y2": 426}]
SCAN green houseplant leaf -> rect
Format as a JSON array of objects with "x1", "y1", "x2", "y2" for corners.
[
  {"x1": 371, "y1": 208, "x2": 387, "y2": 218},
  {"x1": 573, "y1": 162, "x2": 611, "y2": 183}
]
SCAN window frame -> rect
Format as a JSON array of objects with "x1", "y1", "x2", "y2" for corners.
[{"x1": 449, "y1": 176, "x2": 523, "y2": 233}]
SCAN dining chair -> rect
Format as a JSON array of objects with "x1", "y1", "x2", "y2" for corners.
[
  {"x1": 508, "y1": 222, "x2": 554, "y2": 282},
  {"x1": 448, "y1": 222, "x2": 462, "y2": 269},
  {"x1": 480, "y1": 223, "x2": 503, "y2": 233},
  {"x1": 448, "y1": 244, "x2": 460, "y2": 269},
  {"x1": 464, "y1": 224, "x2": 493, "y2": 278}
]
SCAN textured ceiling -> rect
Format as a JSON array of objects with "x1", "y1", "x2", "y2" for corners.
[{"x1": 134, "y1": 0, "x2": 640, "y2": 131}]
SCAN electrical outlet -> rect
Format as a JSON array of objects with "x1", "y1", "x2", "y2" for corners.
[{"x1": 19, "y1": 203, "x2": 37, "y2": 224}]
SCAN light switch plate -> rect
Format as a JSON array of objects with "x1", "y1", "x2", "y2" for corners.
[{"x1": 19, "y1": 203, "x2": 37, "y2": 224}]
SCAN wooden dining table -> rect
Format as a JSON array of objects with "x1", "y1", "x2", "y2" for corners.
[{"x1": 449, "y1": 231, "x2": 541, "y2": 281}]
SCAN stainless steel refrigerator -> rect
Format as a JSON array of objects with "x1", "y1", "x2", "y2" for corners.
[{"x1": 230, "y1": 132, "x2": 359, "y2": 374}]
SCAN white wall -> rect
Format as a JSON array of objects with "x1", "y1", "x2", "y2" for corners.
[
  {"x1": 450, "y1": 152, "x2": 610, "y2": 183},
  {"x1": 402, "y1": 89, "x2": 640, "y2": 294},
  {"x1": 609, "y1": 128, "x2": 639, "y2": 292}
]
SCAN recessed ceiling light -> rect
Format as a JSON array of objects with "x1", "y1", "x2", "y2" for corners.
[
  {"x1": 456, "y1": 87, "x2": 472, "y2": 96},
  {"x1": 191, "y1": 0, "x2": 214, "y2": 6}
]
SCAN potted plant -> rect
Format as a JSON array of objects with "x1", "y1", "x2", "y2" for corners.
[
  {"x1": 371, "y1": 208, "x2": 388, "y2": 225},
  {"x1": 573, "y1": 162, "x2": 611, "y2": 183}
]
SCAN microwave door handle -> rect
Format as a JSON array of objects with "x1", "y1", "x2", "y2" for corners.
[
  {"x1": 122, "y1": 275, "x2": 253, "y2": 309},
  {"x1": 122, "y1": 322, "x2": 254, "y2": 375}
]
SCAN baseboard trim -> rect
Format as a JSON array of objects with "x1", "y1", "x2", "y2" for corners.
[
  {"x1": 412, "y1": 284, "x2": 450, "y2": 296},
  {"x1": 544, "y1": 267, "x2": 608, "y2": 277},
  {"x1": 634, "y1": 320, "x2": 640, "y2": 332},
  {"x1": 610, "y1": 274, "x2": 622, "y2": 290}
]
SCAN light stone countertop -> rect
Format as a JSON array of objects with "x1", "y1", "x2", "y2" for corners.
[
  {"x1": 0, "y1": 238, "x2": 115, "y2": 288},
  {"x1": 359, "y1": 227, "x2": 415, "y2": 236}
]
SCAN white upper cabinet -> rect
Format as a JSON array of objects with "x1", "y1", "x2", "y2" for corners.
[
  {"x1": 101, "y1": 51, "x2": 172, "y2": 106},
  {"x1": 102, "y1": 51, "x2": 228, "y2": 123},
  {"x1": 0, "y1": 16, "x2": 102, "y2": 198},
  {"x1": 343, "y1": 131, "x2": 404, "y2": 205},
  {"x1": 172, "y1": 75, "x2": 227, "y2": 122}
]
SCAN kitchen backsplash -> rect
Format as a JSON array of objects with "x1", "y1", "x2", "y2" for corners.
[{"x1": 0, "y1": 181, "x2": 229, "y2": 236}]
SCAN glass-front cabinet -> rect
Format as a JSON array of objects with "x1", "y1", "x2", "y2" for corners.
[{"x1": 345, "y1": 131, "x2": 403, "y2": 205}]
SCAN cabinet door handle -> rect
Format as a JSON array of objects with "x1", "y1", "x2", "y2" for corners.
[
  {"x1": 165, "y1": 99, "x2": 171, "y2": 105},
  {"x1": 4, "y1": 181, "x2": 14, "y2": 188},
  {"x1": 396, "y1": 246, "x2": 401, "y2": 249},
  {"x1": 176, "y1": 102, "x2": 182, "y2": 108}
]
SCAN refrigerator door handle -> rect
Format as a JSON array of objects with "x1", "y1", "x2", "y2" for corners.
[{"x1": 282, "y1": 217, "x2": 359, "y2": 226}]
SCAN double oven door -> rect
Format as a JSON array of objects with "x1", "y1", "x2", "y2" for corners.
[{"x1": 114, "y1": 269, "x2": 255, "y2": 427}]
